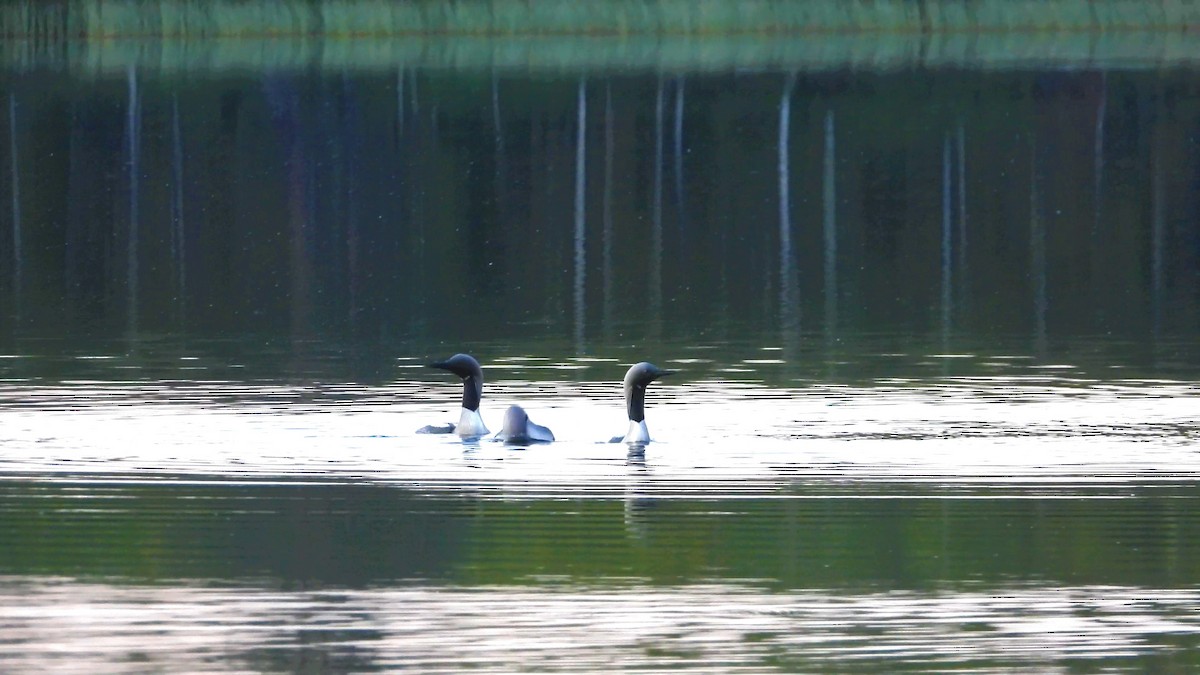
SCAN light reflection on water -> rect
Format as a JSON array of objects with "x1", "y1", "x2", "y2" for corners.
[
  {"x1": 1, "y1": 345, "x2": 1199, "y2": 671},
  {"x1": 7, "y1": 40, "x2": 1200, "y2": 668},
  {"x1": 1, "y1": 578, "x2": 1198, "y2": 672},
  {"x1": 0, "y1": 372, "x2": 1196, "y2": 494}
]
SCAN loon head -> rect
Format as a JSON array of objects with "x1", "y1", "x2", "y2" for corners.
[
  {"x1": 621, "y1": 362, "x2": 676, "y2": 444},
  {"x1": 429, "y1": 353, "x2": 485, "y2": 412},
  {"x1": 495, "y1": 404, "x2": 555, "y2": 444},
  {"x1": 623, "y1": 362, "x2": 676, "y2": 423}
]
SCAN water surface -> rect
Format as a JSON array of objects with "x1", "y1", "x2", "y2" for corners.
[{"x1": 2, "y1": 35, "x2": 1200, "y2": 672}]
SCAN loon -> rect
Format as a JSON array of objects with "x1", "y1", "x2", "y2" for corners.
[
  {"x1": 417, "y1": 353, "x2": 490, "y2": 438},
  {"x1": 615, "y1": 362, "x2": 676, "y2": 445},
  {"x1": 494, "y1": 404, "x2": 556, "y2": 444}
]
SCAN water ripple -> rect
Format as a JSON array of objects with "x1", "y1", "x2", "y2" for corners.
[
  {"x1": 0, "y1": 376, "x2": 1197, "y2": 498},
  {"x1": 0, "y1": 578, "x2": 1196, "y2": 672}
]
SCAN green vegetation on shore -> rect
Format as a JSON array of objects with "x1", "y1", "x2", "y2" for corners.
[
  {"x1": 5, "y1": 0, "x2": 1200, "y2": 73},
  {"x1": 3, "y1": 0, "x2": 1200, "y2": 40}
]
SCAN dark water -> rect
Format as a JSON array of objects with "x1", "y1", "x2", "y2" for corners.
[{"x1": 2, "y1": 40, "x2": 1200, "y2": 672}]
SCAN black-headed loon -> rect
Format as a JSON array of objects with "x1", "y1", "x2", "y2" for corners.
[
  {"x1": 616, "y1": 362, "x2": 676, "y2": 444},
  {"x1": 417, "y1": 353, "x2": 490, "y2": 437},
  {"x1": 417, "y1": 353, "x2": 554, "y2": 442}
]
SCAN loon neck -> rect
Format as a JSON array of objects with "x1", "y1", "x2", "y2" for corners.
[
  {"x1": 625, "y1": 382, "x2": 647, "y2": 423},
  {"x1": 461, "y1": 375, "x2": 482, "y2": 412}
]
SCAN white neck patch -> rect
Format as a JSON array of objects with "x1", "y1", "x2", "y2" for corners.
[
  {"x1": 622, "y1": 419, "x2": 651, "y2": 444},
  {"x1": 456, "y1": 407, "x2": 490, "y2": 438}
]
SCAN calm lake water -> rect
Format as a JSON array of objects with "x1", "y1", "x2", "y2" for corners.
[{"x1": 2, "y1": 35, "x2": 1200, "y2": 672}]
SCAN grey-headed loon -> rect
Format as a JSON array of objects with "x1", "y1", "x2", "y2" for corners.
[{"x1": 616, "y1": 362, "x2": 676, "y2": 444}]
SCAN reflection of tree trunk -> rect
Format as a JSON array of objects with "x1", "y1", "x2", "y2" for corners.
[
  {"x1": 673, "y1": 76, "x2": 686, "y2": 233},
  {"x1": 396, "y1": 69, "x2": 405, "y2": 132},
  {"x1": 409, "y1": 69, "x2": 419, "y2": 118},
  {"x1": 492, "y1": 70, "x2": 504, "y2": 166},
  {"x1": 288, "y1": 137, "x2": 313, "y2": 340},
  {"x1": 171, "y1": 94, "x2": 186, "y2": 325},
  {"x1": 1090, "y1": 73, "x2": 1107, "y2": 324},
  {"x1": 415, "y1": 68, "x2": 435, "y2": 315},
  {"x1": 603, "y1": 82, "x2": 614, "y2": 340},
  {"x1": 265, "y1": 79, "x2": 314, "y2": 340},
  {"x1": 8, "y1": 94, "x2": 21, "y2": 321},
  {"x1": 573, "y1": 78, "x2": 587, "y2": 352},
  {"x1": 492, "y1": 70, "x2": 508, "y2": 222},
  {"x1": 1093, "y1": 72, "x2": 1106, "y2": 238},
  {"x1": 66, "y1": 102, "x2": 78, "y2": 306},
  {"x1": 1152, "y1": 130, "x2": 1164, "y2": 340},
  {"x1": 941, "y1": 134, "x2": 953, "y2": 347},
  {"x1": 1030, "y1": 135, "x2": 1046, "y2": 357},
  {"x1": 650, "y1": 76, "x2": 664, "y2": 336},
  {"x1": 408, "y1": 74, "x2": 426, "y2": 334},
  {"x1": 778, "y1": 74, "x2": 798, "y2": 349},
  {"x1": 126, "y1": 66, "x2": 140, "y2": 336},
  {"x1": 956, "y1": 123, "x2": 967, "y2": 314},
  {"x1": 344, "y1": 76, "x2": 361, "y2": 336},
  {"x1": 822, "y1": 110, "x2": 837, "y2": 344}
]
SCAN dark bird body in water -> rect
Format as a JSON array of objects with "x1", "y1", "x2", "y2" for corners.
[{"x1": 495, "y1": 404, "x2": 555, "y2": 444}]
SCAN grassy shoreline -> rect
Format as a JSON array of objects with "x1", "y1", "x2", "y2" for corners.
[
  {"x1": 6, "y1": 33, "x2": 1200, "y2": 74},
  {"x1": 4, "y1": 1, "x2": 1200, "y2": 73},
  {"x1": 3, "y1": 0, "x2": 1200, "y2": 40}
]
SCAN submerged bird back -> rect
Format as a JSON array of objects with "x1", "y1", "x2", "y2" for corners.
[{"x1": 496, "y1": 404, "x2": 555, "y2": 443}]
